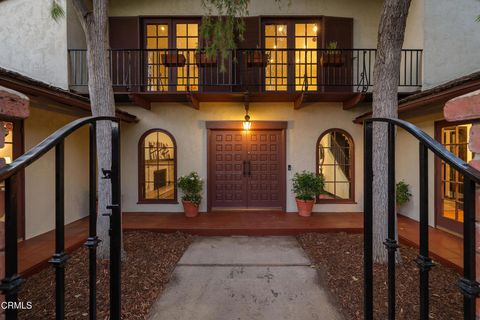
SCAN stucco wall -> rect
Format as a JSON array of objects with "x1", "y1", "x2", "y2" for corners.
[
  {"x1": 109, "y1": 0, "x2": 387, "y2": 48},
  {"x1": 396, "y1": 110, "x2": 444, "y2": 226},
  {"x1": 119, "y1": 102, "x2": 367, "y2": 213},
  {"x1": 0, "y1": 0, "x2": 69, "y2": 89},
  {"x1": 24, "y1": 107, "x2": 89, "y2": 239},
  {"x1": 423, "y1": 0, "x2": 480, "y2": 89}
]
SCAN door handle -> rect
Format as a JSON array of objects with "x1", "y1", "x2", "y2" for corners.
[
  {"x1": 248, "y1": 160, "x2": 251, "y2": 176},
  {"x1": 243, "y1": 160, "x2": 247, "y2": 177}
]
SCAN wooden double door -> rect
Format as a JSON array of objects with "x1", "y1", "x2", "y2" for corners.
[{"x1": 208, "y1": 125, "x2": 286, "y2": 210}]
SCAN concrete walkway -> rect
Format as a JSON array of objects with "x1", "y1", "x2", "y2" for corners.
[{"x1": 148, "y1": 236, "x2": 343, "y2": 320}]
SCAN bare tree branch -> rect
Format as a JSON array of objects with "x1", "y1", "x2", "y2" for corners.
[{"x1": 72, "y1": 0, "x2": 92, "y2": 22}]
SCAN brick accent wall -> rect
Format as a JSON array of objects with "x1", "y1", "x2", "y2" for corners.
[{"x1": 444, "y1": 89, "x2": 480, "y2": 318}]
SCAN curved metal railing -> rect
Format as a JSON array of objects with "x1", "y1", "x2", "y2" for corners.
[
  {"x1": 0, "y1": 116, "x2": 122, "y2": 320},
  {"x1": 363, "y1": 117, "x2": 480, "y2": 320}
]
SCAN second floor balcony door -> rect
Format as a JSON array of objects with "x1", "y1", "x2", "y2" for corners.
[
  {"x1": 145, "y1": 20, "x2": 199, "y2": 93},
  {"x1": 263, "y1": 20, "x2": 319, "y2": 93}
]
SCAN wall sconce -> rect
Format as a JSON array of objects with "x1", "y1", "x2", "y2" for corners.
[{"x1": 243, "y1": 104, "x2": 251, "y2": 131}]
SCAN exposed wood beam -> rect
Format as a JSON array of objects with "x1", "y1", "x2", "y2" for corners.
[
  {"x1": 343, "y1": 93, "x2": 366, "y2": 110},
  {"x1": 188, "y1": 92, "x2": 200, "y2": 110},
  {"x1": 129, "y1": 94, "x2": 151, "y2": 110},
  {"x1": 293, "y1": 92, "x2": 305, "y2": 110}
]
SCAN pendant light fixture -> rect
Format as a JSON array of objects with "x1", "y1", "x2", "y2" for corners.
[{"x1": 243, "y1": 103, "x2": 251, "y2": 131}]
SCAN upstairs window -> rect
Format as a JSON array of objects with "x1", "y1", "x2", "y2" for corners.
[
  {"x1": 317, "y1": 129, "x2": 354, "y2": 203},
  {"x1": 138, "y1": 129, "x2": 177, "y2": 203},
  {"x1": 146, "y1": 23, "x2": 169, "y2": 91},
  {"x1": 175, "y1": 23, "x2": 199, "y2": 91},
  {"x1": 265, "y1": 24, "x2": 288, "y2": 91},
  {"x1": 143, "y1": 19, "x2": 199, "y2": 93}
]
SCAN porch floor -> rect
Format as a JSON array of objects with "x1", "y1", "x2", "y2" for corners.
[{"x1": 18, "y1": 212, "x2": 463, "y2": 277}]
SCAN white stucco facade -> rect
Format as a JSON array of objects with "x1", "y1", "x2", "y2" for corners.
[
  {"x1": 395, "y1": 111, "x2": 443, "y2": 226},
  {"x1": 422, "y1": 0, "x2": 480, "y2": 89},
  {"x1": 24, "y1": 107, "x2": 89, "y2": 239},
  {"x1": 0, "y1": 0, "x2": 69, "y2": 89},
  {"x1": 119, "y1": 102, "x2": 368, "y2": 213}
]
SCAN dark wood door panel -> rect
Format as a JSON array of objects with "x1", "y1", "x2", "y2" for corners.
[
  {"x1": 247, "y1": 131, "x2": 283, "y2": 208},
  {"x1": 209, "y1": 130, "x2": 248, "y2": 208}
]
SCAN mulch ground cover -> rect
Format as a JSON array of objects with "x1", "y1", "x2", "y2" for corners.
[
  {"x1": 297, "y1": 233, "x2": 463, "y2": 320},
  {"x1": 18, "y1": 231, "x2": 192, "y2": 320}
]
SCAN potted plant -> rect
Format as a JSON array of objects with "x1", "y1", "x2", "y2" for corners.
[
  {"x1": 178, "y1": 172, "x2": 204, "y2": 217},
  {"x1": 396, "y1": 180, "x2": 412, "y2": 211},
  {"x1": 161, "y1": 52, "x2": 186, "y2": 67},
  {"x1": 246, "y1": 50, "x2": 270, "y2": 67},
  {"x1": 320, "y1": 41, "x2": 345, "y2": 67},
  {"x1": 195, "y1": 51, "x2": 217, "y2": 66},
  {"x1": 292, "y1": 170, "x2": 324, "y2": 217}
]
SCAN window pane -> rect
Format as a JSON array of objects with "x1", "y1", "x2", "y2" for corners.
[
  {"x1": 147, "y1": 25, "x2": 157, "y2": 37},
  {"x1": 188, "y1": 23, "x2": 198, "y2": 36},
  {"x1": 176, "y1": 24, "x2": 187, "y2": 37},
  {"x1": 142, "y1": 131, "x2": 176, "y2": 201},
  {"x1": 158, "y1": 25, "x2": 168, "y2": 37},
  {"x1": 318, "y1": 130, "x2": 353, "y2": 201},
  {"x1": 295, "y1": 23, "x2": 305, "y2": 37}
]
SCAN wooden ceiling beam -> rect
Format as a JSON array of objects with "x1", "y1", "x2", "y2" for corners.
[
  {"x1": 343, "y1": 93, "x2": 366, "y2": 110},
  {"x1": 188, "y1": 92, "x2": 200, "y2": 110},
  {"x1": 129, "y1": 94, "x2": 151, "y2": 110},
  {"x1": 293, "y1": 92, "x2": 305, "y2": 110}
]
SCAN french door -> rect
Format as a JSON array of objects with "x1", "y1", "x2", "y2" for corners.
[
  {"x1": 435, "y1": 121, "x2": 472, "y2": 235},
  {"x1": 208, "y1": 127, "x2": 286, "y2": 210}
]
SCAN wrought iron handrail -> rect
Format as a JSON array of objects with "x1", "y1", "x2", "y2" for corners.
[
  {"x1": 0, "y1": 116, "x2": 122, "y2": 320},
  {"x1": 0, "y1": 116, "x2": 116, "y2": 181},
  {"x1": 363, "y1": 117, "x2": 480, "y2": 320},
  {"x1": 68, "y1": 48, "x2": 423, "y2": 91}
]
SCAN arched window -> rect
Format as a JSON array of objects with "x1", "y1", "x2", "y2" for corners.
[
  {"x1": 317, "y1": 129, "x2": 354, "y2": 203},
  {"x1": 138, "y1": 129, "x2": 177, "y2": 203}
]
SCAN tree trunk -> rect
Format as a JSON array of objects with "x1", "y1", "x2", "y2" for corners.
[
  {"x1": 372, "y1": 0, "x2": 411, "y2": 263},
  {"x1": 72, "y1": 0, "x2": 119, "y2": 259}
]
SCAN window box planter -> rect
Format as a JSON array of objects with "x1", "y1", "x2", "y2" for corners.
[
  {"x1": 320, "y1": 52, "x2": 346, "y2": 67},
  {"x1": 195, "y1": 52, "x2": 217, "y2": 67},
  {"x1": 161, "y1": 53, "x2": 186, "y2": 67},
  {"x1": 246, "y1": 51, "x2": 269, "y2": 67}
]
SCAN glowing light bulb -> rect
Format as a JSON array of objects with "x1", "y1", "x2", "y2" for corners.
[
  {"x1": 278, "y1": 26, "x2": 284, "y2": 32},
  {"x1": 161, "y1": 26, "x2": 165, "y2": 31},
  {"x1": 273, "y1": 45, "x2": 277, "y2": 49},
  {"x1": 313, "y1": 25, "x2": 318, "y2": 33}
]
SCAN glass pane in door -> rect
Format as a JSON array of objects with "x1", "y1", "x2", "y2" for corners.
[
  {"x1": 0, "y1": 122, "x2": 14, "y2": 223},
  {"x1": 441, "y1": 124, "x2": 472, "y2": 223}
]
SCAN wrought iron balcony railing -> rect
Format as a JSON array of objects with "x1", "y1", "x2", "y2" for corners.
[{"x1": 68, "y1": 48, "x2": 422, "y2": 94}]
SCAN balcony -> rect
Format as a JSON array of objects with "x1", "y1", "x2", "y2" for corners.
[{"x1": 68, "y1": 48, "x2": 422, "y2": 109}]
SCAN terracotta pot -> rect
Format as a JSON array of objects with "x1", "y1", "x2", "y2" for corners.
[
  {"x1": 246, "y1": 51, "x2": 269, "y2": 67},
  {"x1": 195, "y1": 52, "x2": 217, "y2": 66},
  {"x1": 161, "y1": 53, "x2": 186, "y2": 67},
  {"x1": 296, "y1": 198, "x2": 315, "y2": 217},
  {"x1": 320, "y1": 53, "x2": 345, "y2": 67},
  {"x1": 182, "y1": 200, "x2": 199, "y2": 218}
]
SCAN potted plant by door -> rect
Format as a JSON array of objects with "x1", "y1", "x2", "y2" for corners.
[
  {"x1": 292, "y1": 170, "x2": 324, "y2": 217},
  {"x1": 178, "y1": 172, "x2": 204, "y2": 218},
  {"x1": 396, "y1": 180, "x2": 412, "y2": 213},
  {"x1": 320, "y1": 41, "x2": 346, "y2": 67}
]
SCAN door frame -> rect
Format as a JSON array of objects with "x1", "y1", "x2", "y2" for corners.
[
  {"x1": 206, "y1": 121, "x2": 287, "y2": 212},
  {"x1": 0, "y1": 118, "x2": 25, "y2": 239},
  {"x1": 434, "y1": 119, "x2": 474, "y2": 235}
]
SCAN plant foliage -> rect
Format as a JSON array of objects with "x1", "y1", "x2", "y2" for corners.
[
  {"x1": 50, "y1": 0, "x2": 65, "y2": 23},
  {"x1": 396, "y1": 180, "x2": 412, "y2": 206},
  {"x1": 200, "y1": 0, "x2": 249, "y2": 71},
  {"x1": 292, "y1": 170, "x2": 324, "y2": 201},
  {"x1": 178, "y1": 172, "x2": 204, "y2": 205}
]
